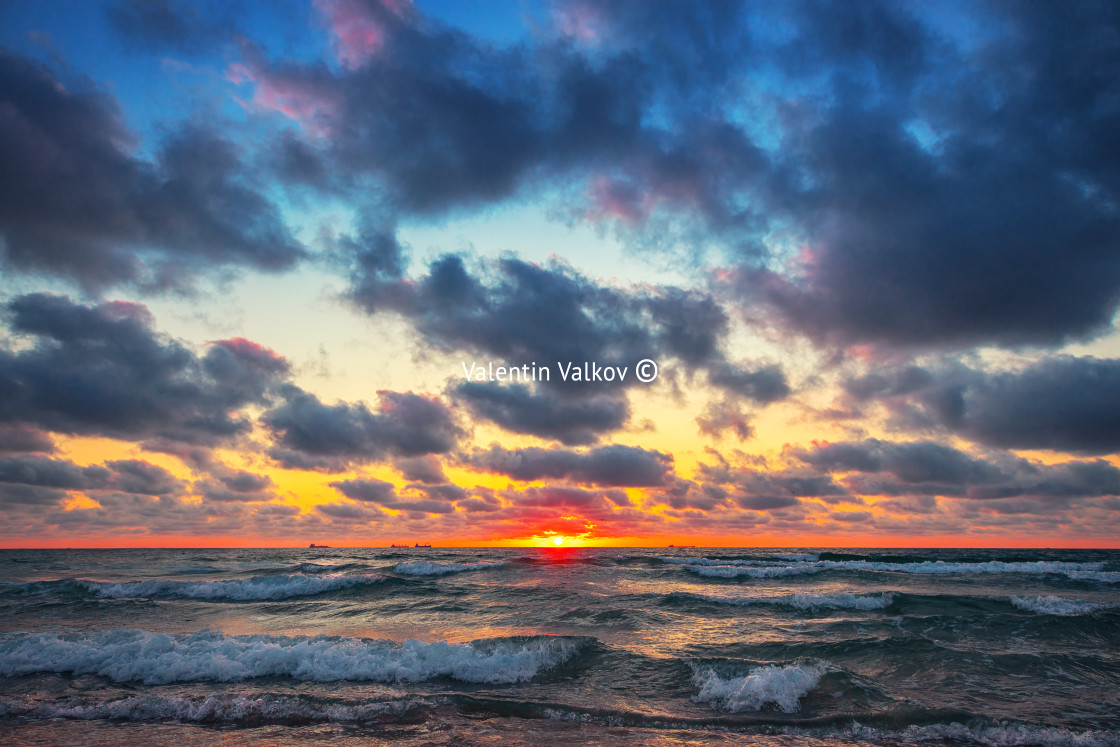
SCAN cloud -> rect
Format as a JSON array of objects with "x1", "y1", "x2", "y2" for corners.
[
  {"x1": 252, "y1": 0, "x2": 1120, "y2": 351},
  {"x1": 394, "y1": 455, "x2": 447, "y2": 484},
  {"x1": 0, "y1": 52, "x2": 303, "y2": 290},
  {"x1": 695, "y1": 400, "x2": 754, "y2": 441},
  {"x1": 0, "y1": 424, "x2": 54, "y2": 453},
  {"x1": 0, "y1": 455, "x2": 182, "y2": 508},
  {"x1": 463, "y1": 443, "x2": 673, "y2": 487},
  {"x1": 263, "y1": 387, "x2": 462, "y2": 470},
  {"x1": 106, "y1": 0, "x2": 236, "y2": 55},
  {"x1": 844, "y1": 357, "x2": 1120, "y2": 454},
  {"x1": 724, "y1": 2, "x2": 1120, "y2": 349},
  {"x1": 452, "y1": 382, "x2": 628, "y2": 446},
  {"x1": 0, "y1": 294, "x2": 290, "y2": 447},
  {"x1": 341, "y1": 243, "x2": 791, "y2": 409},
  {"x1": 790, "y1": 438, "x2": 1120, "y2": 503},
  {"x1": 331, "y1": 478, "x2": 459, "y2": 514}
]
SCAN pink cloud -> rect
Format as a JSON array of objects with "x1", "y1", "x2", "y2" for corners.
[
  {"x1": 228, "y1": 62, "x2": 339, "y2": 136},
  {"x1": 314, "y1": 0, "x2": 414, "y2": 70}
]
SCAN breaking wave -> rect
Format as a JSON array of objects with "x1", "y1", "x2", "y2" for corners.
[
  {"x1": 0, "y1": 629, "x2": 588, "y2": 685},
  {"x1": 76, "y1": 573, "x2": 385, "y2": 601},
  {"x1": 691, "y1": 660, "x2": 830, "y2": 713}
]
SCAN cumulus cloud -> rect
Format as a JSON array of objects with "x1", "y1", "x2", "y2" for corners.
[
  {"x1": 843, "y1": 357, "x2": 1120, "y2": 454},
  {"x1": 263, "y1": 387, "x2": 463, "y2": 470},
  {"x1": 0, "y1": 294, "x2": 290, "y2": 447},
  {"x1": 0, "y1": 52, "x2": 303, "y2": 290},
  {"x1": 463, "y1": 443, "x2": 673, "y2": 487}
]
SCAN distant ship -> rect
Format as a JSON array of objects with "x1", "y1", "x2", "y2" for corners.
[
  {"x1": 390, "y1": 544, "x2": 408, "y2": 548},
  {"x1": 308, "y1": 543, "x2": 330, "y2": 548},
  {"x1": 414, "y1": 543, "x2": 432, "y2": 548}
]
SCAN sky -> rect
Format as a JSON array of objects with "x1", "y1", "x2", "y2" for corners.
[{"x1": 1, "y1": 0, "x2": 1119, "y2": 548}]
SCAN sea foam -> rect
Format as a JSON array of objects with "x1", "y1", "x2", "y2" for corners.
[
  {"x1": 1010, "y1": 596, "x2": 1112, "y2": 616},
  {"x1": 77, "y1": 573, "x2": 384, "y2": 601},
  {"x1": 691, "y1": 660, "x2": 829, "y2": 713},
  {"x1": 0, "y1": 629, "x2": 586, "y2": 685}
]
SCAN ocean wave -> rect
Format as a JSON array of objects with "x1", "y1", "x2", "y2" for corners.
[
  {"x1": 76, "y1": 573, "x2": 385, "y2": 601},
  {"x1": 0, "y1": 629, "x2": 588, "y2": 685},
  {"x1": 667, "y1": 557, "x2": 1110, "y2": 578},
  {"x1": 686, "y1": 565, "x2": 820, "y2": 578},
  {"x1": 691, "y1": 660, "x2": 830, "y2": 713},
  {"x1": 1063, "y1": 570, "x2": 1120, "y2": 583},
  {"x1": 817, "y1": 560, "x2": 1107, "y2": 576},
  {"x1": 295, "y1": 562, "x2": 352, "y2": 574},
  {"x1": 773, "y1": 553, "x2": 820, "y2": 562},
  {"x1": 844, "y1": 720, "x2": 1120, "y2": 747},
  {"x1": 0, "y1": 693, "x2": 426, "y2": 724},
  {"x1": 678, "y1": 591, "x2": 893, "y2": 610},
  {"x1": 393, "y1": 561, "x2": 509, "y2": 576},
  {"x1": 1010, "y1": 596, "x2": 1114, "y2": 616},
  {"x1": 658, "y1": 557, "x2": 770, "y2": 566}
]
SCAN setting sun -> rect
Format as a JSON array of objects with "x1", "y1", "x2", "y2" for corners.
[{"x1": 553, "y1": 536, "x2": 564, "y2": 545}]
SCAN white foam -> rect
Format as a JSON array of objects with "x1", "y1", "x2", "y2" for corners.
[
  {"x1": 684, "y1": 591, "x2": 893, "y2": 610},
  {"x1": 1010, "y1": 596, "x2": 1112, "y2": 616},
  {"x1": 0, "y1": 693, "x2": 424, "y2": 723},
  {"x1": 691, "y1": 661, "x2": 829, "y2": 713},
  {"x1": 669, "y1": 557, "x2": 1109, "y2": 578},
  {"x1": 77, "y1": 573, "x2": 384, "y2": 601},
  {"x1": 0, "y1": 629, "x2": 585, "y2": 685},
  {"x1": 816, "y1": 560, "x2": 1107, "y2": 576},
  {"x1": 686, "y1": 565, "x2": 819, "y2": 578},
  {"x1": 393, "y1": 561, "x2": 508, "y2": 576}
]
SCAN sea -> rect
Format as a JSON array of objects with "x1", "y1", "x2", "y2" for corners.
[{"x1": 0, "y1": 547, "x2": 1118, "y2": 746}]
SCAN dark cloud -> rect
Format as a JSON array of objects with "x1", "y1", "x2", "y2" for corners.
[
  {"x1": 728, "y1": 2, "x2": 1120, "y2": 348},
  {"x1": 0, "y1": 424, "x2": 54, "y2": 453},
  {"x1": 707, "y1": 362, "x2": 790, "y2": 404},
  {"x1": 695, "y1": 400, "x2": 754, "y2": 441},
  {"x1": 0, "y1": 455, "x2": 181, "y2": 508},
  {"x1": 844, "y1": 357, "x2": 1120, "y2": 454},
  {"x1": 464, "y1": 443, "x2": 673, "y2": 487},
  {"x1": 0, "y1": 52, "x2": 303, "y2": 290},
  {"x1": 453, "y1": 382, "x2": 628, "y2": 446},
  {"x1": 330, "y1": 478, "x2": 396, "y2": 503},
  {"x1": 262, "y1": 0, "x2": 1120, "y2": 350},
  {"x1": 343, "y1": 244, "x2": 790, "y2": 407},
  {"x1": 331, "y1": 478, "x2": 457, "y2": 514},
  {"x1": 263, "y1": 387, "x2": 462, "y2": 470},
  {"x1": 196, "y1": 469, "x2": 276, "y2": 503},
  {"x1": 394, "y1": 455, "x2": 447, "y2": 484},
  {"x1": 790, "y1": 438, "x2": 1120, "y2": 502},
  {"x1": 106, "y1": 0, "x2": 235, "y2": 55},
  {"x1": 0, "y1": 294, "x2": 290, "y2": 447}
]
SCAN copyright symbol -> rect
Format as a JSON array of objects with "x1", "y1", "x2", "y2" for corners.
[{"x1": 635, "y1": 358, "x2": 659, "y2": 383}]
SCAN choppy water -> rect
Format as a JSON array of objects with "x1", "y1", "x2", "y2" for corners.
[{"x1": 1, "y1": 547, "x2": 1118, "y2": 746}]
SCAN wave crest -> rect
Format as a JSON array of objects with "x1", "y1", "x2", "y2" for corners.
[
  {"x1": 691, "y1": 660, "x2": 829, "y2": 713},
  {"x1": 77, "y1": 573, "x2": 384, "y2": 601},
  {"x1": 0, "y1": 629, "x2": 588, "y2": 685}
]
